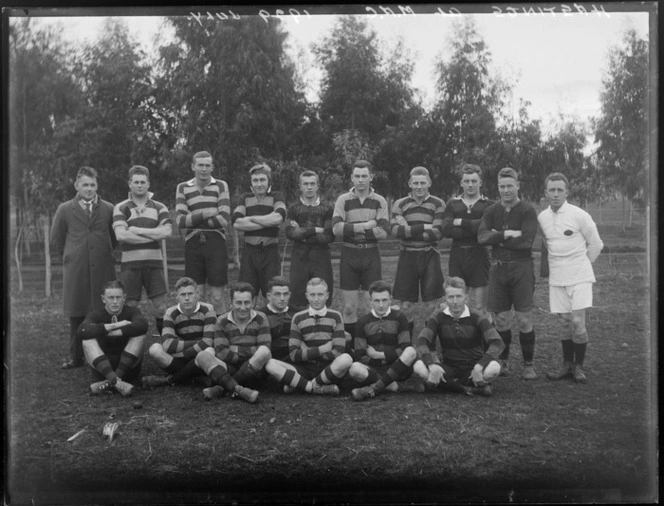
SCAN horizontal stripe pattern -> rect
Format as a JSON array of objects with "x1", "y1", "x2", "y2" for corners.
[
  {"x1": 232, "y1": 191, "x2": 287, "y2": 246},
  {"x1": 355, "y1": 310, "x2": 411, "y2": 366},
  {"x1": 289, "y1": 309, "x2": 346, "y2": 362},
  {"x1": 214, "y1": 311, "x2": 272, "y2": 364},
  {"x1": 161, "y1": 303, "x2": 216, "y2": 359},
  {"x1": 175, "y1": 178, "x2": 230, "y2": 241},
  {"x1": 332, "y1": 189, "x2": 389, "y2": 244},
  {"x1": 113, "y1": 198, "x2": 171, "y2": 267},
  {"x1": 391, "y1": 194, "x2": 445, "y2": 248}
]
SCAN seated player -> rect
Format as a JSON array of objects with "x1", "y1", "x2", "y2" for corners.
[
  {"x1": 413, "y1": 277, "x2": 505, "y2": 396},
  {"x1": 78, "y1": 280, "x2": 148, "y2": 396},
  {"x1": 348, "y1": 280, "x2": 425, "y2": 401},
  {"x1": 257, "y1": 276, "x2": 300, "y2": 363},
  {"x1": 264, "y1": 278, "x2": 351, "y2": 395},
  {"x1": 142, "y1": 277, "x2": 215, "y2": 388},
  {"x1": 194, "y1": 282, "x2": 271, "y2": 404}
]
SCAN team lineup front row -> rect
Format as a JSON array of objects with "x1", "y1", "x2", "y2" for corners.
[{"x1": 50, "y1": 154, "x2": 604, "y2": 401}]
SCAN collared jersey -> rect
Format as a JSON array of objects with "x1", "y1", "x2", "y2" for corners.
[
  {"x1": 332, "y1": 188, "x2": 390, "y2": 245},
  {"x1": 285, "y1": 198, "x2": 334, "y2": 246},
  {"x1": 478, "y1": 200, "x2": 538, "y2": 261},
  {"x1": 355, "y1": 308, "x2": 410, "y2": 366},
  {"x1": 214, "y1": 310, "x2": 272, "y2": 364},
  {"x1": 161, "y1": 302, "x2": 216, "y2": 359},
  {"x1": 289, "y1": 307, "x2": 346, "y2": 363},
  {"x1": 175, "y1": 177, "x2": 231, "y2": 242},
  {"x1": 232, "y1": 191, "x2": 287, "y2": 246},
  {"x1": 538, "y1": 201, "x2": 604, "y2": 286},
  {"x1": 77, "y1": 305, "x2": 149, "y2": 355},
  {"x1": 442, "y1": 196, "x2": 494, "y2": 245},
  {"x1": 113, "y1": 194, "x2": 171, "y2": 267},
  {"x1": 257, "y1": 304, "x2": 298, "y2": 361},
  {"x1": 391, "y1": 194, "x2": 445, "y2": 249}
]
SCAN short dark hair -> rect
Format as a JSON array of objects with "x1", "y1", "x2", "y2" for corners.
[
  {"x1": 352, "y1": 160, "x2": 373, "y2": 174},
  {"x1": 409, "y1": 166, "x2": 431, "y2": 181},
  {"x1": 299, "y1": 170, "x2": 319, "y2": 184},
  {"x1": 175, "y1": 277, "x2": 197, "y2": 292},
  {"x1": 267, "y1": 276, "x2": 290, "y2": 293},
  {"x1": 128, "y1": 165, "x2": 150, "y2": 181},
  {"x1": 76, "y1": 166, "x2": 98, "y2": 181},
  {"x1": 306, "y1": 277, "x2": 328, "y2": 292},
  {"x1": 368, "y1": 280, "x2": 392, "y2": 297},
  {"x1": 544, "y1": 172, "x2": 569, "y2": 190},
  {"x1": 443, "y1": 277, "x2": 468, "y2": 294},
  {"x1": 497, "y1": 167, "x2": 519, "y2": 181},
  {"x1": 459, "y1": 164, "x2": 482, "y2": 180},
  {"x1": 229, "y1": 281, "x2": 256, "y2": 301},
  {"x1": 192, "y1": 151, "x2": 212, "y2": 162},
  {"x1": 102, "y1": 280, "x2": 125, "y2": 293}
]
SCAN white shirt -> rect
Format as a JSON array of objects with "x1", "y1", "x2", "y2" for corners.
[{"x1": 538, "y1": 201, "x2": 604, "y2": 286}]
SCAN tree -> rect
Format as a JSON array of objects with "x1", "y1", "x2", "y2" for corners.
[{"x1": 594, "y1": 29, "x2": 649, "y2": 221}]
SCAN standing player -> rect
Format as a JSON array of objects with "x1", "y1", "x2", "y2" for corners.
[
  {"x1": 538, "y1": 173, "x2": 604, "y2": 383},
  {"x1": 194, "y1": 282, "x2": 271, "y2": 403},
  {"x1": 391, "y1": 166, "x2": 445, "y2": 335},
  {"x1": 233, "y1": 164, "x2": 287, "y2": 300},
  {"x1": 478, "y1": 167, "x2": 539, "y2": 380},
  {"x1": 442, "y1": 164, "x2": 494, "y2": 313},
  {"x1": 51, "y1": 166, "x2": 117, "y2": 369},
  {"x1": 175, "y1": 151, "x2": 231, "y2": 315},
  {"x1": 332, "y1": 160, "x2": 390, "y2": 342},
  {"x1": 413, "y1": 277, "x2": 504, "y2": 396},
  {"x1": 142, "y1": 277, "x2": 215, "y2": 388},
  {"x1": 285, "y1": 170, "x2": 334, "y2": 308},
  {"x1": 113, "y1": 165, "x2": 172, "y2": 337},
  {"x1": 348, "y1": 280, "x2": 424, "y2": 401},
  {"x1": 264, "y1": 278, "x2": 352, "y2": 395},
  {"x1": 78, "y1": 280, "x2": 148, "y2": 396}
]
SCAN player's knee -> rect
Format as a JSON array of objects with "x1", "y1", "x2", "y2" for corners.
[
  {"x1": 264, "y1": 358, "x2": 280, "y2": 375},
  {"x1": 348, "y1": 362, "x2": 368, "y2": 381},
  {"x1": 333, "y1": 353, "x2": 353, "y2": 372},
  {"x1": 515, "y1": 312, "x2": 533, "y2": 332},
  {"x1": 493, "y1": 313, "x2": 510, "y2": 331},
  {"x1": 148, "y1": 342, "x2": 163, "y2": 358},
  {"x1": 252, "y1": 345, "x2": 271, "y2": 366},
  {"x1": 194, "y1": 349, "x2": 215, "y2": 369},
  {"x1": 399, "y1": 346, "x2": 417, "y2": 365},
  {"x1": 484, "y1": 360, "x2": 501, "y2": 382},
  {"x1": 413, "y1": 360, "x2": 429, "y2": 380},
  {"x1": 571, "y1": 315, "x2": 585, "y2": 334}
]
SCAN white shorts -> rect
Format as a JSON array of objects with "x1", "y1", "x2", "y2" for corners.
[{"x1": 549, "y1": 283, "x2": 593, "y2": 313}]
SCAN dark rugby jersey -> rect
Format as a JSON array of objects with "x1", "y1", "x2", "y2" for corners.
[
  {"x1": 289, "y1": 308, "x2": 346, "y2": 363},
  {"x1": 161, "y1": 302, "x2": 216, "y2": 359},
  {"x1": 256, "y1": 305, "x2": 299, "y2": 361},
  {"x1": 478, "y1": 200, "x2": 538, "y2": 260},
  {"x1": 78, "y1": 305, "x2": 148, "y2": 356},
  {"x1": 354, "y1": 309, "x2": 411, "y2": 367},
  {"x1": 415, "y1": 307, "x2": 504, "y2": 368},
  {"x1": 232, "y1": 191, "x2": 287, "y2": 246},
  {"x1": 285, "y1": 199, "x2": 334, "y2": 247},
  {"x1": 214, "y1": 310, "x2": 271, "y2": 365},
  {"x1": 441, "y1": 196, "x2": 494, "y2": 246},
  {"x1": 391, "y1": 194, "x2": 445, "y2": 249}
]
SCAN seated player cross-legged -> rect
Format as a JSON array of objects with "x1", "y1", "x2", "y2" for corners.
[
  {"x1": 264, "y1": 278, "x2": 352, "y2": 396},
  {"x1": 413, "y1": 277, "x2": 505, "y2": 396},
  {"x1": 349, "y1": 280, "x2": 425, "y2": 401},
  {"x1": 194, "y1": 282, "x2": 271, "y2": 404},
  {"x1": 78, "y1": 280, "x2": 148, "y2": 396},
  {"x1": 143, "y1": 277, "x2": 215, "y2": 388}
]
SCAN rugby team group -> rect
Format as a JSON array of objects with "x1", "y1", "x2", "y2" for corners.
[{"x1": 50, "y1": 152, "x2": 604, "y2": 403}]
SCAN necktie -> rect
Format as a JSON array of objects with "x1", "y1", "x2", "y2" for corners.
[{"x1": 85, "y1": 202, "x2": 92, "y2": 216}]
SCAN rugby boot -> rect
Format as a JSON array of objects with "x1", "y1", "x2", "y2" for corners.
[
  {"x1": 311, "y1": 383, "x2": 340, "y2": 396},
  {"x1": 471, "y1": 384, "x2": 493, "y2": 397},
  {"x1": 573, "y1": 364, "x2": 588, "y2": 384},
  {"x1": 351, "y1": 385, "x2": 376, "y2": 401},
  {"x1": 546, "y1": 361, "x2": 573, "y2": 381},
  {"x1": 232, "y1": 385, "x2": 259, "y2": 404},
  {"x1": 499, "y1": 360, "x2": 510, "y2": 376},
  {"x1": 114, "y1": 379, "x2": 134, "y2": 397},
  {"x1": 203, "y1": 385, "x2": 225, "y2": 401},
  {"x1": 90, "y1": 379, "x2": 113, "y2": 395},
  {"x1": 522, "y1": 363, "x2": 538, "y2": 381}
]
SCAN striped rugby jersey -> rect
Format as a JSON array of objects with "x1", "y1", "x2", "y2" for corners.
[
  {"x1": 232, "y1": 191, "x2": 287, "y2": 246},
  {"x1": 175, "y1": 177, "x2": 230, "y2": 242},
  {"x1": 441, "y1": 196, "x2": 493, "y2": 246},
  {"x1": 113, "y1": 194, "x2": 171, "y2": 267},
  {"x1": 161, "y1": 302, "x2": 216, "y2": 359},
  {"x1": 257, "y1": 304, "x2": 298, "y2": 361},
  {"x1": 289, "y1": 308, "x2": 346, "y2": 363},
  {"x1": 415, "y1": 306, "x2": 504, "y2": 369},
  {"x1": 391, "y1": 193, "x2": 445, "y2": 249},
  {"x1": 332, "y1": 188, "x2": 389, "y2": 244},
  {"x1": 354, "y1": 308, "x2": 411, "y2": 367},
  {"x1": 213, "y1": 310, "x2": 271, "y2": 365}
]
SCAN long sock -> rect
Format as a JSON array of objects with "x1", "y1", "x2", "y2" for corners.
[
  {"x1": 382, "y1": 357, "x2": 411, "y2": 385},
  {"x1": 561, "y1": 339, "x2": 574, "y2": 362},
  {"x1": 498, "y1": 330, "x2": 512, "y2": 360},
  {"x1": 210, "y1": 364, "x2": 239, "y2": 391},
  {"x1": 70, "y1": 316, "x2": 85, "y2": 362},
  {"x1": 156, "y1": 318, "x2": 164, "y2": 336},
  {"x1": 573, "y1": 342, "x2": 587, "y2": 366},
  {"x1": 408, "y1": 321, "x2": 414, "y2": 337},
  {"x1": 92, "y1": 355, "x2": 118, "y2": 384},
  {"x1": 170, "y1": 359, "x2": 202, "y2": 385},
  {"x1": 116, "y1": 351, "x2": 139, "y2": 379},
  {"x1": 280, "y1": 368, "x2": 309, "y2": 391},
  {"x1": 315, "y1": 364, "x2": 342, "y2": 385},
  {"x1": 519, "y1": 330, "x2": 536, "y2": 363},
  {"x1": 344, "y1": 323, "x2": 356, "y2": 337},
  {"x1": 233, "y1": 361, "x2": 258, "y2": 384}
]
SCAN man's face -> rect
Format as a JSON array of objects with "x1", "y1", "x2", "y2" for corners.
[
  {"x1": 191, "y1": 157, "x2": 213, "y2": 182},
  {"x1": 461, "y1": 173, "x2": 481, "y2": 197},
  {"x1": 128, "y1": 174, "x2": 150, "y2": 197},
  {"x1": 251, "y1": 173, "x2": 270, "y2": 196},
  {"x1": 369, "y1": 290, "x2": 392, "y2": 317},
  {"x1": 231, "y1": 291, "x2": 254, "y2": 321},
  {"x1": 102, "y1": 288, "x2": 125, "y2": 315},
  {"x1": 409, "y1": 175, "x2": 431, "y2": 199},
  {"x1": 305, "y1": 284, "x2": 329, "y2": 311},
  {"x1": 498, "y1": 177, "x2": 519, "y2": 204},
  {"x1": 267, "y1": 285, "x2": 290, "y2": 311},
  {"x1": 177, "y1": 285, "x2": 200, "y2": 314},
  {"x1": 351, "y1": 167, "x2": 373, "y2": 192},
  {"x1": 75, "y1": 175, "x2": 98, "y2": 201},
  {"x1": 444, "y1": 286, "x2": 468, "y2": 316},
  {"x1": 545, "y1": 180, "x2": 569, "y2": 210},
  {"x1": 300, "y1": 176, "x2": 319, "y2": 200}
]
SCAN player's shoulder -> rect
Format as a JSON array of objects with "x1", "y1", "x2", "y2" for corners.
[
  {"x1": 326, "y1": 308, "x2": 344, "y2": 320},
  {"x1": 114, "y1": 198, "x2": 132, "y2": 211},
  {"x1": 200, "y1": 302, "x2": 216, "y2": 314},
  {"x1": 269, "y1": 190, "x2": 286, "y2": 200},
  {"x1": 254, "y1": 309, "x2": 269, "y2": 321}
]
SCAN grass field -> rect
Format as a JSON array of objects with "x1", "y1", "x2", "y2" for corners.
[{"x1": 6, "y1": 248, "x2": 656, "y2": 504}]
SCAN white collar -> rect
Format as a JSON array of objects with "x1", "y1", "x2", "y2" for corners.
[
  {"x1": 186, "y1": 176, "x2": 216, "y2": 186},
  {"x1": 128, "y1": 191, "x2": 155, "y2": 204},
  {"x1": 371, "y1": 307, "x2": 392, "y2": 318},
  {"x1": 443, "y1": 305, "x2": 470, "y2": 319},
  {"x1": 300, "y1": 196, "x2": 321, "y2": 206},
  {"x1": 178, "y1": 302, "x2": 201, "y2": 315},
  {"x1": 308, "y1": 307, "x2": 328, "y2": 317},
  {"x1": 550, "y1": 201, "x2": 569, "y2": 214},
  {"x1": 227, "y1": 309, "x2": 257, "y2": 325},
  {"x1": 267, "y1": 303, "x2": 289, "y2": 314}
]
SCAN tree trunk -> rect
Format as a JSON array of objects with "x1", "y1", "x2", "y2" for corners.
[
  {"x1": 622, "y1": 194, "x2": 626, "y2": 233},
  {"x1": 628, "y1": 199, "x2": 634, "y2": 228},
  {"x1": 161, "y1": 239, "x2": 169, "y2": 290},
  {"x1": 598, "y1": 202, "x2": 602, "y2": 224},
  {"x1": 42, "y1": 215, "x2": 51, "y2": 297},
  {"x1": 14, "y1": 225, "x2": 24, "y2": 293}
]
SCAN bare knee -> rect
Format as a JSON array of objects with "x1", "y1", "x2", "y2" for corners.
[
  {"x1": 348, "y1": 362, "x2": 368, "y2": 381},
  {"x1": 494, "y1": 312, "x2": 511, "y2": 331},
  {"x1": 399, "y1": 346, "x2": 417, "y2": 365},
  {"x1": 413, "y1": 360, "x2": 429, "y2": 381},
  {"x1": 515, "y1": 311, "x2": 533, "y2": 332},
  {"x1": 483, "y1": 360, "x2": 501, "y2": 382}
]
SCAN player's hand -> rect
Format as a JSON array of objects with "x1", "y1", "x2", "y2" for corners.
[
  {"x1": 319, "y1": 341, "x2": 333, "y2": 354},
  {"x1": 314, "y1": 227, "x2": 324, "y2": 234},
  {"x1": 200, "y1": 208, "x2": 218, "y2": 219},
  {"x1": 470, "y1": 365, "x2": 486, "y2": 386},
  {"x1": 366, "y1": 346, "x2": 380, "y2": 359},
  {"x1": 427, "y1": 364, "x2": 445, "y2": 387},
  {"x1": 364, "y1": 220, "x2": 377, "y2": 230},
  {"x1": 453, "y1": 218, "x2": 462, "y2": 226},
  {"x1": 289, "y1": 220, "x2": 300, "y2": 228},
  {"x1": 393, "y1": 215, "x2": 407, "y2": 226},
  {"x1": 504, "y1": 230, "x2": 522, "y2": 239}
]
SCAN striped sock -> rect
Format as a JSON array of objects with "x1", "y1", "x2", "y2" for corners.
[
  {"x1": 498, "y1": 330, "x2": 512, "y2": 360},
  {"x1": 408, "y1": 321, "x2": 414, "y2": 337},
  {"x1": 519, "y1": 330, "x2": 536, "y2": 363},
  {"x1": 315, "y1": 364, "x2": 341, "y2": 385},
  {"x1": 115, "y1": 351, "x2": 139, "y2": 380},
  {"x1": 382, "y1": 357, "x2": 411, "y2": 384},
  {"x1": 156, "y1": 318, "x2": 164, "y2": 336},
  {"x1": 210, "y1": 365, "x2": 238, "y2": 391},
  {"x1": 92, "y1": 355, "x2": 118, "y2": 384},
  {"x1": 281, "y1": 368, "x2": 309, "y2": 391}
]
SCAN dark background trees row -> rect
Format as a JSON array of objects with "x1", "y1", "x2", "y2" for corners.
[{"x1": 9, "y1": 15, "x2": 650, "y2": 234}]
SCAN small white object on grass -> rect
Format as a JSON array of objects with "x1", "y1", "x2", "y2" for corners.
[
  {"x1": 622, "y1": 343, "x2": 629, "y2": 348},
  {"x1": 103, "y1": 422, "x2": 120, "y2": 442},
  {"x1": 67, "y1": 428, "x2": 86, "y2": 442}
]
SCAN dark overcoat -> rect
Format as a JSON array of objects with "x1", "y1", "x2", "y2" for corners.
[{"x1": 50, "y1": 197, "x2": 117, "y2": 317}]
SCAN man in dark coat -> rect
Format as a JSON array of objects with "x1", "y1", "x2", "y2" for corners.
[{"x1": 50, "y1": 166, "x2": 117, "y2": 369}]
